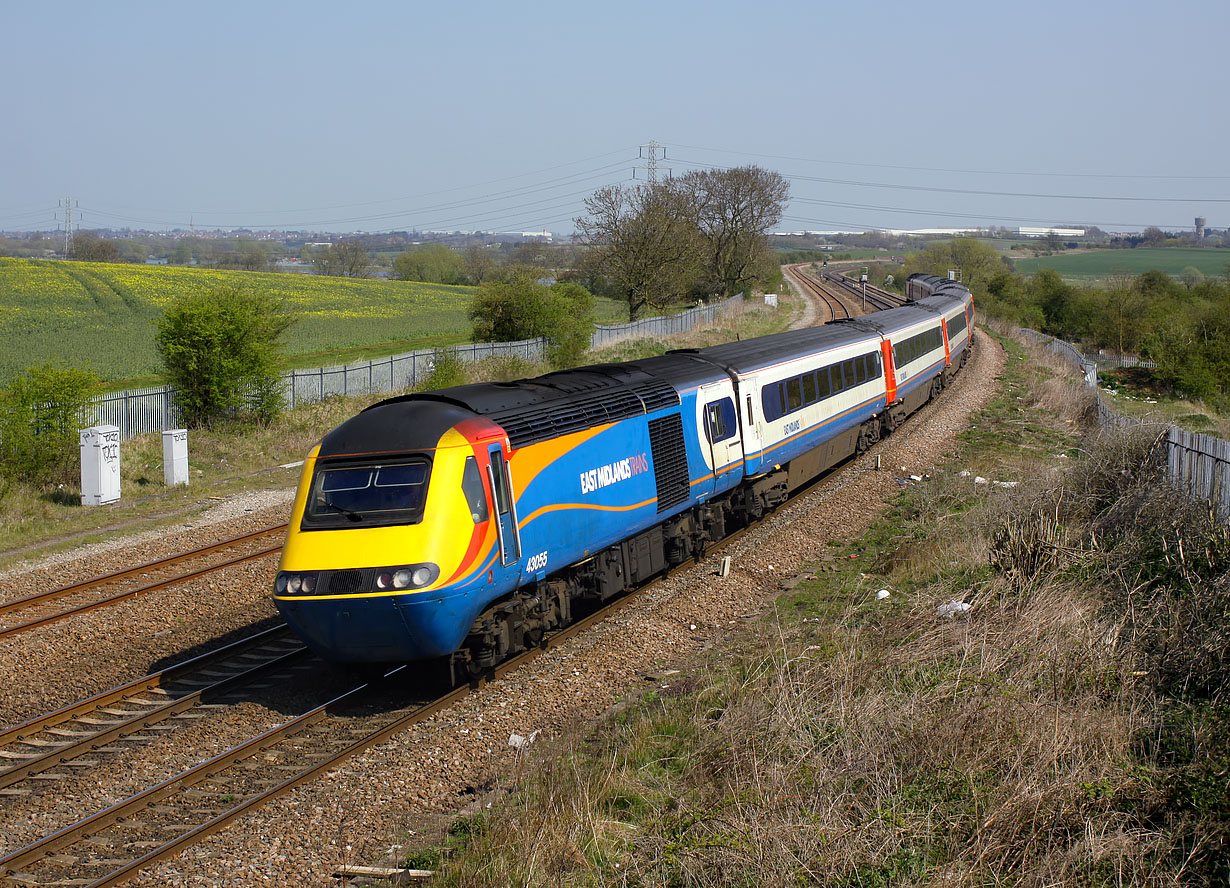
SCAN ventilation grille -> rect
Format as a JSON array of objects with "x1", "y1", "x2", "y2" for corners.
[
  {"x1": 638, "y1": 379, "x2": 683, "y2": 414},
  {"x1": 649, "y1": 413, "x2": 690, "y2": 513},
  {"x1": 322, "y1": 568, "x2": 370, "y2": 597},
  {"x1": 490, "y1": 381, "x2": 681, "y2": 449}
]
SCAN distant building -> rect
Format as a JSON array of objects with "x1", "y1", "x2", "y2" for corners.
[
  {"x1": 1018, "y1": 226, "x2": 1085, "y2": 238},
  {"x1": 1195, "y1": 217, "x2": 1207, "y2": 239}
]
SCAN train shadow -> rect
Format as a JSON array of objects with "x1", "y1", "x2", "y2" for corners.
[{"x1": 145, "y1": 617, "x2": 447, "y2": 718}]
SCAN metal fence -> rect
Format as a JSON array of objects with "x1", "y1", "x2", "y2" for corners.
[
  {"x1": 84, "y1": 294, "x2": 747, "y2": 440},
  {"x1": 590, "y1": 294, "x2": 743, "y2": 348},
  {"x1": 1019, "y1": 327, "x2": 1230, "y2": 522}
]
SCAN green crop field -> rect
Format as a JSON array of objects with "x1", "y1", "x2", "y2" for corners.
[
  {"x1": 0, "y1": 258, "x2": 482, "y2": 384},
  {"x1": 1015, "y1": 248, "x2": 1230, "y2": 281}
]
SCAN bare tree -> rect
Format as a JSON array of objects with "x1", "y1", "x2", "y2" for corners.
[
  {"x1": 576, "y1": 183, "x2": 704, "y2": 320},
  {"x1": 309, "y1": 239, "x2": 371, "y2": 278},
  {"x1": 672, "y1": 166, "x2": 789, "y2": 300},
  {"x1": 462, "y1": 244, "x2": 499, "y2": 285}
]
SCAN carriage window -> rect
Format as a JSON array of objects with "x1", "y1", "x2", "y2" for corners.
[
  {"x1": 786, "y1": 378, "x2": 803, "y2": 411},
  {"x1": 705, "y1": 398, "x2": 738, "y2": 444},
  {"x1": 816, "y1": 368, "x2": 831, "y2": 399},
  {"x1": 802, "y1": 372, "x2": 817, "y2": 404}
]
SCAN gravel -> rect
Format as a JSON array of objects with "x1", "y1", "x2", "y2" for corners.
[{"x1": 0, "y1": 326, "x2": 1005, "y2": 885}]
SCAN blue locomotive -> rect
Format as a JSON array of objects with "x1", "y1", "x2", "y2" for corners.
[{"x1": 273, "y1": 274, "x2": 975, "y2": 674}]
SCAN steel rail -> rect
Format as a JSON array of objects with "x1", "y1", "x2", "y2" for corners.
[
  {"x1": 786, "y1": 264, "x2": 851, "y2": 321},
  {"x1": 0, "y1": 632, "x2": 307, "y2": 792},
  {"x1": 0, "y1": 539, "x2": 286, "y2": 641},
  {"x1": 0, "y1": 524, "x2": 287, "y2": 618},
  {"x1": 0, "y1": 624, "x2": 294, "y2": 749}
]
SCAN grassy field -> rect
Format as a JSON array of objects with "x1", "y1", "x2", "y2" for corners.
[
  {"x1": 0, "y1": 258, "x2": 646, "y2": 387},
  {"x1": 0, "y1": 258, "x2": 481, "y2": 384},
  {"x1": 1015, "y1": 247, "x2": 1230, "y2": 281}
]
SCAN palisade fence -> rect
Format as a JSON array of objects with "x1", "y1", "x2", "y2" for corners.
[
  {"x1": 83, "y1": 294, "x2": 746, "y2": 440},
  {"x1": 1019, "y1": 328, "x2": 1230, "y2": 522}
]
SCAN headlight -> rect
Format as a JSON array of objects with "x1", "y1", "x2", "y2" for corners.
[
  {"x1": 373, "y1": 563, "x2": 438, "y2": 592},
  {"x1": 275, "y1": 571, "x2": 319, "y2": 596}
]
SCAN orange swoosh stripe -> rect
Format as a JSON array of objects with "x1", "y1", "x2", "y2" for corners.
[{"x1": 517, "y1": 497, "x2": 658, "y2": 530}]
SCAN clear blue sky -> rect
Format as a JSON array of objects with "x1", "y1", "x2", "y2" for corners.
[{"x1": 2, "y1": 0, "x2": 1226, "y2": 235}]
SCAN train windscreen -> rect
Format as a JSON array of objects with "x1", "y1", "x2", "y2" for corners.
[{"x1": 303, "y1": 459, "x2": 430, "y2": 527}]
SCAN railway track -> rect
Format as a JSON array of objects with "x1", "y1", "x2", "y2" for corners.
[
  {"x1": 0, "y1": 471, "x2": 839, "y2": 887},
  {"x1": 821, "y1": 271, "x2": 907, "y2": 311},
  {"x1": 0, "y1": 625, "x2": 307, "y2": 798},
  {"x1": 786, "y1": 264, "x2": 851, "y2": 321},
  {"x1": 0, "y1": 525, "x2": 287, "y2": 641}
]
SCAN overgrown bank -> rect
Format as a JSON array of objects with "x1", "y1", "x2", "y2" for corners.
[{"x1": 410, "y1": 332, "x2": 1228, "y2": 886}]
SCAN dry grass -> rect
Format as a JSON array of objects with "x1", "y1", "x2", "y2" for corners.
[{"x1": 419, "y1": 331, "x2": 1228, "y2": 887}]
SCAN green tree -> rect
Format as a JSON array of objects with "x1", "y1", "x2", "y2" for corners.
[
  {"x1": 470, "y1": 269, "x2": 595, "y2": 367},
  {"x1": 155, "y1": 287, "x2": 293, "y2": 427},
  {"x1": 392, "y1": 243, "x2": 465, "y2": 284},
  {"x1": 1180, "y1": 266, "x2": 1206, "y2": 290},
  {"x1": 0, "y1": 363, "x2": 100, "y2": 487}
]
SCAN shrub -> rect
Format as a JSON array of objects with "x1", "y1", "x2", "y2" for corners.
[
  {"x1": 0, "y1": 362, "x2": 100, "y2": 486},
  {"x1": 470, "y1": 270, "x2": 596, "y2": 368},
  {"x1": 417, "y1": 348, "x2": 468, "y2": 391},
  {"x1": 155, "y1": 286, "x2": 293, "y2": 427}
]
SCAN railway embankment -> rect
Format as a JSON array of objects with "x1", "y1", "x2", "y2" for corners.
[{"x1": 393, "y1": 330, "x2": 1228, "y2": 887}]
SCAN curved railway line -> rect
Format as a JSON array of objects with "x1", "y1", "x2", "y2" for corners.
[
  {"x1": 785, "y1": 263, "x2": 852, "y2": 321},
  {"x1": 0, "y1": 268, "x2": 975, "y2": 884},
  {"x1": 0, "y1": 352, "x2": 958, "y2": 885},
  {"x1": 0, "y1": 525, "x2": 287, "y2": 641}
]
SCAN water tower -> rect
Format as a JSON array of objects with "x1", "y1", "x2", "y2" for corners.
[{"x1": 1196, "y1": 217, "x2": 1207, "y2": 239}]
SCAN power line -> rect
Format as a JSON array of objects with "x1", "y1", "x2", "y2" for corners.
[
  {"x1": 669, "y1": 156, "x2": 1230, "y2": 204},
  {"x1": 664, "y1": 141, "x2": 1230, "y2": 181}
]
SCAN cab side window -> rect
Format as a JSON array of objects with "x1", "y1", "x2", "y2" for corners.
[{"x1": 461, "y1": 456, "x2": 489, "y2": 524}]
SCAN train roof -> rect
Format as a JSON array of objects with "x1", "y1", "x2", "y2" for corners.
[
  {"x1": 911, "y1": 293, "x2": 971, "y2": 315},
  {"x1": 689, "y1": 323, "x2": 876, "y2": 374},
  {"x1": 907, "y1": 273, "x2": 971, "y2": 301},
  {"x1": 367, "y1": 361, "x2": 693, "y2": 450}
]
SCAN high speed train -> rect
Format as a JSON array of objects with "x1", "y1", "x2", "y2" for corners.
[{"x1": 273, "y1": 273, "x2": 974, "y2": 676}]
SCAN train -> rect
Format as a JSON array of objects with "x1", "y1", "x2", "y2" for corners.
[{"x1": 272, "y1": 273, "x2": 974, "y2": 676}]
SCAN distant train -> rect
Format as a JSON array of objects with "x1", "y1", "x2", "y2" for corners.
[{"x1": 273, "y1": 273, "x2": 974, "y2": 676}]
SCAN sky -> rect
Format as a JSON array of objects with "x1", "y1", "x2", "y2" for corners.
[{"x1": 2, "y1": 0, "x2": 1227, "y2": 236}]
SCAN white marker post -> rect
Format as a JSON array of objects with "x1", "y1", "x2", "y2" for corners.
[
  {"x1": 80, "y1": 425, "x2": 121, "y2": 506},
  {"x1": 162, "y1": 429, "x2": 189, "y2": 487}
]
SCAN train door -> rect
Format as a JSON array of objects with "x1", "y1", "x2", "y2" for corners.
[
  {"x1": 699, "y1": 382, "x2": 742, "y2": 494},
  {"x1": 486, "y1": 443, "x2": 521, "y2": 567}
]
